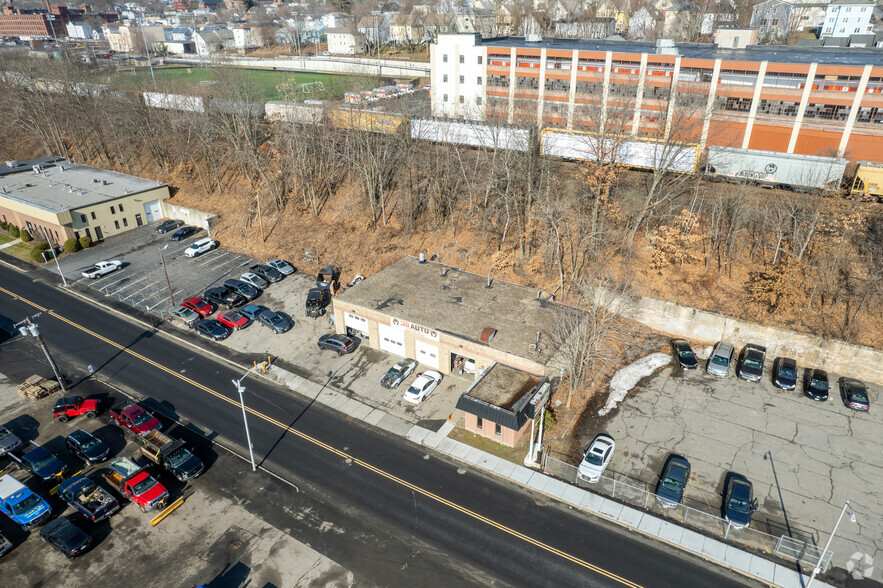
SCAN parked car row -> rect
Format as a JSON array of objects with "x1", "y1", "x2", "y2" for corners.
[
  {"x1": 669, "y1": 339, "x2": 871, "y2": 411},
  {"x1": 0, "y1": 396, "x2": 203, "y2": 559},
  {"x1": 167, "y1": 258, "x2": 298, "y2": 340}
]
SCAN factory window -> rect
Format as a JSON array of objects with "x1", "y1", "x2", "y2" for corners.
[
  {"x1": 123, "y1": 218, "x2": 128, "y2": 227},
  {"x1": 110, "y1": 205, "x2": 116, "y2": 214},
  {"x1": 476, "y1": 96, "x2": 482, "y2": 105},
  {"x1": 545, "y1": 78, "x2": 570, "y2": 92},
  {"x1": 443, "y1": 74, "x2": 448, "y2": 82},
  {"x1": 459, "y1": 54, "x2": 464, "y2": 64},
  {"x1": 443, "y1": 94, "x2": 448, "y2": 102},
  {"x1": 477, "y1": 77, "x2": 482, "y2": 85},
  {"x1": 488, "y1": 75, "x2": 509, "y2": 87},
  {"x1": 118, "y1": 204, "x2": 124, "y2": 212},
  {"x1": 114, "y1": 220, "x2": 120, "y2": 229},
  {"x1": 516, "y1": 76, "x2": 539, "y2": 89},
  {"x1": 459, "y1": 75, "x2": 464, "y2": 83},
  {"x1": 460, "y1": 95, "x2": 464, "y2": 104},
  {"x1": 443, "y1": 54, "x2": 448, "y2": 62},
  {"x1": 91, "y1": 211, "x2": 96, "y2": 220},
  {"x1": 495, "y1": 423, "x2": 501, "y2": 437},
  {"x1": 477, "y1": 55, "x2": 482, "y2": 64}
]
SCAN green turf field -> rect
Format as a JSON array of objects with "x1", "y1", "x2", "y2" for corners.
[{"x1": 109, "y1": 67, "x2": 375, "y2": 101}]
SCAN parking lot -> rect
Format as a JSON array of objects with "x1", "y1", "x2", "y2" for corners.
[
  {"x1": 584, "y1": 355, "x2": 881, "y2": 581},
  {"x1": 0, "y1": 346, "x2": 351, "y2": 587},
  {"x1": 53, "y1": 221, "x2": 466, "y2": 427}
]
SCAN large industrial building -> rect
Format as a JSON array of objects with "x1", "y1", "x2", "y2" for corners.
[
  {"x1": 430, "y1": 33, "x2": 883, "y2": 162},
  {"x1": 0, "y1": 157, "x2": 170, "y2": 245}
]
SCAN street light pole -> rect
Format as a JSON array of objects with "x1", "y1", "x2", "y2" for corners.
[
  {"x1": 38, "y1": 226, "x2": 66, "y2": 286},
  {"x1": 371, "y1": 11, "x2": 381, "y2": 78},
  {"x1": 807, "y1": 501, "x2": 857, "y2": 588},
  {"x1": 45, "y1": 14, "x2": 59, "y2": 47},
  {"x1": 232, "y1": 363, "x2": 269, "y2": 472},
  {"x1": 16, "y1": 316, "x2": 69, "y2": 392}
]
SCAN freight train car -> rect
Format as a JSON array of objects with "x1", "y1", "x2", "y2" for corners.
[
  {"x1": 209, "y1": 98, "x2": 265, "y2": 117},
  {"x1": 328, "y1": 108, "x2": 408, "y2": 134},
  {"x1": 143, "y1": 91, "x2": 205, "y2": 112},
  {"x1": 705, "y1": 146, "x2": 847, "y2": 191},
  {"x1": 850, "y1": 161, "x2": 883, "y2": 200},
  {"x1": 540, "y1": 129, "x2": 699, "y2": 173},
  {"x1": 411, "y1": 117, "x2": 531, "y2": 152},
  {"x1": 265, "y1": 101, "x2": 325, "y2": 124}
]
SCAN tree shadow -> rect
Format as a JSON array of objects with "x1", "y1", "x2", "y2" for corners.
[{"x1": 205, "y1": 561, "x2": 252, "y2": 588}]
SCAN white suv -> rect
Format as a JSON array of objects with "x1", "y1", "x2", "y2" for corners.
[{"x1": 184, "y1": 237, "x2": 216, "y2": 258}]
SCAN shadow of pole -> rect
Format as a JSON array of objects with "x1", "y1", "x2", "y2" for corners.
[{"x1": 766, "y1": 450, "x2": 810, "y2": 586}]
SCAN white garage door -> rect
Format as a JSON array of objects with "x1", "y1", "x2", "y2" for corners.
[
  {"x1": 414, "y1": 339, "x2": 439, "y2": 369},
  {"x1": 344, "y1": 312, "x2": 369, "y2": 337},
  {"x1": 378, "y1": 323, "x2": 405, "y2": 356},
  {"x1": 143, "y1": 200, "x2": 162, "y2": 222}
]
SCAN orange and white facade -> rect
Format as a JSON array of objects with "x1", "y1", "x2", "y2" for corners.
[{"x1": 430, "y1": 33, "x2": 883, "y2": 162}]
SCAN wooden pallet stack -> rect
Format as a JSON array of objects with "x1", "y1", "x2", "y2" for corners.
[{"x1": 17, "y1": 375, "x2": 61, "y2": 400}]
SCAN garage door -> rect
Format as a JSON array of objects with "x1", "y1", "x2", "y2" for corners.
[
  {"x1": 378, "y1": 323, "x2": 405, "y2": 356},
  {"x1": 143, "y1": 200, "x2": 162, "y2": 222},
  {"x1": 414, "y1": 339, "x2": 439, "y2": 369},
  {"x1": 344, "y1": 312, "x2": 369, "y2": 337}
]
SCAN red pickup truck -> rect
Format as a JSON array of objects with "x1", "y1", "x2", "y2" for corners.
[
  {"x1": 101, "y1": 457, "x2": 168, "y2": 513},
  {"x1": 108, "y1": 404, "x2": 161, "y2": 436}
]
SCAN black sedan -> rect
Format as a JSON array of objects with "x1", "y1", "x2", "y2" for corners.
[
  {"x1": 840, "y1": 378, "x2": 870, "y2": 412},
  {"x1": 655, "y1": 454, "x2": 690, "y2": 508},
  {"x1": 66, "y1": 429, "x2": 110, "y2": 465},
  {"x1": 154, "y1": 219, "x2": 183, "y2": 233},
  {"x1": 171, "y1": 226, "x2": 198, "y2": 241},
  {"x1": 40, "y1": 517, "x2": 92, "y2": 558},
  {"x1": 772, "y1": 357, "x2": 797, "y2": 390},
  {"x1": 258, "y1": 310, "x2": 292, "y2": 334},
  {"x1": 669, "y1": 339, "x2": 697, "y2": 370},
  {"x1": 195, "y1": 319, "x2": 230, "y2": 341},
  {"x1": 804, "y1": 368, "x2": 829, "y2": 401}
]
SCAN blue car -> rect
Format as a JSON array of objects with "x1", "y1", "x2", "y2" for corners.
[
  {"x1": 239, "y1": 304, "x2": 266, "y2": 321},
  {"x1": 655, "y1": 454, "x2": 690, "y2": 508},
  {"x1": 10, "y1": 443, "x2": 67, "y2": 481},
  {"x1": 722, "y1": 473, "x2": 758, "y2": 529},
  {"x1": 0, "y1": 475, "x2": 52, "y2": 529}
]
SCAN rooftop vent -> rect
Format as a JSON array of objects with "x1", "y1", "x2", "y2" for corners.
[
  {"x1": 92, "y1": 178, "x2": 100, "y2": 183},
  {"x1": 418, "y1": 251, "x2": 426, "y2": 263},
  {"x1": 525, "y1": 34, "x2": 542, "y2": 43},
  {"x1": 480, "y1": 327, "x2": 497, "y2": 343},
  {"x1": 102, "y1": 180, "x2": 109, "y2": 185},
  {"x1": 5, "y1": 160, "x2": 18, "y2": 167},
  {"x1": 486, "y1": 275, "x2": 493, "y2": 288},
  {"x1": 442, "y1": 267, "x2": 448, "y2": 277},
  {"x1": 123, "y1": 186, "x2": 129, "y2": 194}
]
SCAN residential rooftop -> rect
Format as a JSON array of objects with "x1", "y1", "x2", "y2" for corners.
[
  {"x1": 0, "y1": 160, "x2": 166, "y2": 213},
  {"x1": 336, "y1": 256, "x2": 561, "y2": 365},
  {"x1": 470, "y1": 35, "x2": 883, "y2": 67},
  {"x1": 465, "y1": 363, "x2": 541, "y2": 410}
]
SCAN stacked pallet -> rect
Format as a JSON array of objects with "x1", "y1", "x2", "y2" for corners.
[{"x1": 17, "y1": 375, "x2": 60, "y2": 400}]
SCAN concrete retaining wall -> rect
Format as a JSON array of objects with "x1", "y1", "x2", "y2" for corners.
[
  {"x1": 617, "y1": 293, "x2": 883, "y2": 386},
  {"x1": 158, "y1": 201, "x2": 218, "y2": 235},
  {"x1": 169, "y1": 55, "x2": 430, "y2": 77}
]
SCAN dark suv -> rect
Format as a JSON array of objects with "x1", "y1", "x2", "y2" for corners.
[
  {"x1": 317, "y1": 334, "x2": 356, "y2": 355},
  {"x1": 223, "y1": 279, "x2": 259, "y2": 301},
  {"x1": 306, "y1": 288, "x2": 331, "y2": 317},
  {"x1": 203, "y1": 287, "x2": 246, "y2": 309},
  {"x1": 736, "y1": 344, "x2": 766, "y2": 382}
]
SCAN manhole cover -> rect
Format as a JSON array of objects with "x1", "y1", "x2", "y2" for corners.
[
  {"x1": 379, "y1": 542, "x2": 389, "y2": 551},
  {"x1": 229, "y1": 539, "x2": 243, "y2": 550}
]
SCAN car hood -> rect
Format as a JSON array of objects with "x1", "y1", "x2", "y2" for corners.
[
  {"x1": 32, "y1": 457, "x2": 66, "y2": 478},
  {"x1": 577, "y1": 461, "x2": 603, "y2": 477},
  {"x1": 656, "y1": 483, "x2": 682, "y2": 503},
  {"x1": 134, "y1": 479, "x2": 166, "y2": 502},
  {"x1": 132, "y1": 416, "x2": 161, "y2": 433},
  {"x1": 18, "y1": 500, "x2": 50, "y2": 522},
  {"x1": 681, "y1": 355, "x2": 698, "y2": 368},
  {"x1": 0, "y1": 435, "x2": 21, "y2": 454},
  {"x1": 80, "y1": 399, "x2": 100, "y2": 411}
]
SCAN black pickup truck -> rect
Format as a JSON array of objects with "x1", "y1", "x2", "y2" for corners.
[
  {"x1": 57, "y1": 475, "x2": 119, "y2": 523},
  {"x1": 203, "y1": 287, "x2": 246, "y2": 309}
]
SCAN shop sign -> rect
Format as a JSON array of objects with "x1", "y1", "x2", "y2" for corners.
[{"x1": 391, "y1": 317, "x2": 439, "y2": 342}]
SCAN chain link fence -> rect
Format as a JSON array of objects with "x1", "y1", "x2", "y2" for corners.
[{"x1": 543, "y1": 453, "x2": 830, "y2": 571}]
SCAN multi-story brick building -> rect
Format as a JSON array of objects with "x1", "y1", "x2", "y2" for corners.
[
  {"x1": 431, "y1": 33, "x2": 883, "y2": 162},
  {"x1": 0, "y1": 1, "x2": 69, "y2": 40}
]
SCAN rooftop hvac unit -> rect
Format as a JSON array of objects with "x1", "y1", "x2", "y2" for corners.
[
  {"x1": 5, "y1": 161, "x2": 18, "y2": 167},
  {"x1": 525, "y1": 34, "x2": 542, "y2": 43}
]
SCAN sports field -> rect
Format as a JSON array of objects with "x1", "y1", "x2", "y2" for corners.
[{"x1": 110, "y1": 67, "x2": 375, "y2": 101}]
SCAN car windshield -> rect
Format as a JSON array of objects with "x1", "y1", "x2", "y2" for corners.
[
  {"x1": 677, "y1": 348, "x2": 693, "y2": 358},
  {"x1": 0, "y1": 429, "x2": 10, "y2": 441},
  {"x1": 226, "y1": 313, "x2": 243, "y2": 322},
  {"x1": 132, "y1": 476, "x2": 156, "y2": 495},
  {"x1": 131, "y1": 411, "x2": 152, "y2": 426},
  {"x1": 32, "y1": 454, "x2": 58, "y2": 470},
  {"x1": 744, "y1": 358, "x2": 762, "y2": 369},
  {"x1": 584, "y1": 451, "x2": 604, "y2": 466},
  {"x1": 728, "y1": 495, "x2": 750, "y2": 513},
  {"x1": 850, "y1": 386, "x2": 868, "y2": 403},
  {"x1": 711, "y1": 355, "x2": 729, "y2": 366},
  {"x1": 662, "y1": 475, "x2": 683, "y2": 492},
  {"x1": 810, "y1": 378, "x2": 828, "y2": 391},
  {"x1": 166, "y1": 449, "x2": 193, "y2": 468},
  {"x1": 778, "y1": 368, "x2": 796, "y2": 379},
  {"x1": 385, "y1": 367, "x2": 402, "y2": 379},
  {"x1": 10, "y1": 494, "x2": 42, "y2": 515},
  {"x1": 81, "y1": 438, "x2": 102, "y2": 452}
]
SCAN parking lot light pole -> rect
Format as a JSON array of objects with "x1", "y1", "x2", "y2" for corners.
[
  {"x1": 159, "y1": 245, "x2": 174, "y2": 307},
  {"x1": 16, "y1": 315, "x2": 69, "y2": 392},
  {"x1": 233, "y1": 364, "x2": 266, "y2": 472},
  {"x1": 807, "y1": 501, "x2": 856, "y2": 587},
  {"x1": 38, "y1": 226, "x2": 66, "y2": 286}
]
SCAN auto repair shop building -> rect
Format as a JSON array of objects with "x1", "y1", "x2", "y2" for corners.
[{"x1": 332, "y1": 255, "x2": 562, "y2": 445}]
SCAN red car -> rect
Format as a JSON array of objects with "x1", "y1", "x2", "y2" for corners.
[
  {"x1": 183, "y1": 296, "x2": 213, "y2": 318},
  {"x1": 217, "y1": 310, "x2": 248, "y2": 330},
  {"x1": 53, "y1": 396, "x2": 101, "y2": 422},
  {"x1": 109, "y1": 404, "x2": 161, "y2": 435}
]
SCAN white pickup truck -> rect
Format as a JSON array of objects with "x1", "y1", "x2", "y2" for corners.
[{"x1": 81, "y1": 260, "x2": 122, "y2": 279}]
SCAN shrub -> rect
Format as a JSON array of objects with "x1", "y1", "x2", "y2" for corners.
[
  {"x1": 34, "y1": 241, "x2": 50, "y2": 251},
  {"x1": 0, "y1": 221, "x2": 7, "y2": 231},
  {"x1": 31, "y1": 247, "x2": 47, "y2": 263},
  {"x1": 79, "y1": 235, "x2": 92, "y2": 249},
  {"x1": 7, "y1": 225, "x2": 19, "y2": 238},
  {"x1": 20, "y1": 229, "x2": 32, "y2": 242},
  {"x1": 64, "y1": 238, "x2": 82, "y2": 253}
]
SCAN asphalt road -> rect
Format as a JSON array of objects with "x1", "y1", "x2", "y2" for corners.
[{"x1": 0, "y1": 262, "x2": 755, "y2": 588}]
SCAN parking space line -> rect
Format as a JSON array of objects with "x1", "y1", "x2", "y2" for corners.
[
  {"x1": 197, "y1": 251, "x2": 231, "y2": 267},
  {"x1": 91, "y1": 271, "x2": 128, "y2": 288},
  {"x1": 703, "y1": 497, "x2": 724, "y2": 535},
  {"x1": 208, "y1": 257, "x2": 250, "y2": 277},
  {"x1": 108, "y1": 275, "x2": 155, "y2": 297}
]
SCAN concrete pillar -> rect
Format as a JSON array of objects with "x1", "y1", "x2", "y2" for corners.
[
  {"x1": 537, "y1": 48, "x2": 547, "y2": 127},
  {"x1": 631, "y1": 53, "x2": 648, "y2": 137},
  {"x1": 741, "y1": 61, "x2": 769, "y2": 149},
  {"x1": 837, "y1": 64, "x2": 873, "y2": 157},
  {"x1": 600, "y1": 51, "x2": 612, "y2": 136},
  {"x1": 566, "y1": 49, "x2": 578, "y2": 130},
  {"x1": 700, "y1": 58, "x2": 722, "y2": 152},
  {"x1": 507, "y1": 47, "x2": 516, "y2": 124},
  {"x1": 663, "y1": 56, "x2": 682, "y2": 143}
]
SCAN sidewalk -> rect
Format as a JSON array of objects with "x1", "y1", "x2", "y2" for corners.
[
  {"x1": 0, "y1": 238, "x2": 21, "y2": 250},
  {"x1": 270, "y1": 366, "x2": 831, "y2": 588}
]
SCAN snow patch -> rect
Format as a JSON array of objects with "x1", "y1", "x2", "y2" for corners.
[
  {"x1": 694, "y1": 345, "x2": 713, "y2": 360},
  {"x1": 598, "y1": 353, "x2": 671, "y2": 416}
]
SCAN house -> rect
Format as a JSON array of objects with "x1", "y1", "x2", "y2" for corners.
[
  {"x1": 356, "y1": 13, "x2": 390, "y2": 44},
  {"x1": 555, "y1": 16, "x2": 616, "y2": 39},
  {"x1": 714, "y1": 26, "x2": 758, "y2": 48},
  {"x1": 66, "y1": 21, "x2": 95, "y2": 39},
  {"x1": 194, "y1": 26, "x2": 233, "y2": 55},
  {"x1": 321, "y1": 12, "x2": 353, "y2": 30},
  {"x1": 596, "y1": 0, "x2": 630, "y2": 33},
  {"x1": 327, "y1": 28, "x2": 367, "y2": 54},
  {"x1": 104, "y1": 24, "x2": 166, "y2": 52},
  {"x1": 232, "y1": 23, "x2": 259, "y2": 49},
  {"x1": 628, "y1": 6, "x2": 660, "y2": 38},
  {"x1": 420, "y1": 12, "x2": 453, "y2": 43},
  {"x1": 751, "y1": 0, "x2": 828, "y2": 40},
  {"x1": 821, "y1": 0, "x2": 882, "y2": 38},
  {"x1": 389, "y1": 13, "x2": 424, "y2": 44},
  {"x1": 663, "y1": 3, "x2": 704, "y2": 41},
  {"x1": 700, "y1": 0, "x2": 736, "y2": 36}
]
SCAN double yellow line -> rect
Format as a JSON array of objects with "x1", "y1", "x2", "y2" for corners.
[{"x1": 0, "y1": 285, "x2": 642, "y2": 587}]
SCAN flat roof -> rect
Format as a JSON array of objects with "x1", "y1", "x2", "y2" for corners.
[
  {"x1": 0, "y1": 157, "x2": 64, "y2": 177},
  {"x1": 0, "y1": 160, "x2": 166, "y2": 214},
  {"x1": 337, "y1": 256, "x2": 561, "y2": 364},
  {"x1": 479, "y1": 36, "x2": 883, "y2": 67},
  {"x1": 466, "y1": 363, "x2": 541, "y2": 409}
]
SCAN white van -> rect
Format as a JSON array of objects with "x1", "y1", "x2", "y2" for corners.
[{"x1": 184, "y1": 237, "x2": 216, "y2": 258}]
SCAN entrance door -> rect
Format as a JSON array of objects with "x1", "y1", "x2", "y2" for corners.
[
  {"x1": 344, "y1": 313, "x2": 369, "y2": 337},
  {"x1": 94, "y1": 226, "x2": 103, "y2": 240},
  {"x1": 414, "y1": 339, "x2": 439, "y2": 369},
  {"x1": 377, "y1": 323, "x2": 405, "y2": 356},
  {"x1": 143, "y1": 200, "x2": 161, "y2": 222},
  {"x1": 135, "y1": 213, "x2": 143, "y2": 226}
]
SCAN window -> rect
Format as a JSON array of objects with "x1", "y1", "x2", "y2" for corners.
[
  {"x1": 459, "y1": 75, "x2": 464, "y2": 83},
  {"x1": 515, "y1": 76, "x2": 539, "y2": 89},
  {"x1": 110, "y1": 205, "x2": 116, "y2": 214},
  {"x1": 118, "y1": 204, "x2": 124, "y2": 212},
  {"x1": 476, "y1": 97, "x2": 482, "y2": 105},
  {"x1": 80, "y1": 214, "x2": 87, "y2": 223},
  {"x1": 443, "y1": 94, "x2": 448, "y2": 102},
  {"x1": 114, "y1": 220, "x2": 120, "y2": 229},
  {"x1": 488, "y1": 75, "x2": 509, "y2": 87},
  {"x1": 123, "y1": 218, "x2": 128, "y2": 227},
  {"x1": 91, "y1": 211, "x2": 96, "y2": 220},
  {"x1": 459, "y1": 55, "x2": 464, "y2": 64},
  {"x1": 544, "y1": 78, "x2": 571, "y2": 92},
  {"x1": 459, "y1": 95, "x2": 464, "y2": 104},
  {"x1": 477, "y1": 55, "x2": 482, "y2": 64},
  {"x1": 477, "y1": 416, "x2": 483, "y2": 430},
  {"x1": 477, "y1": 77, "x2": 482, "y2": 85},
  {"x1": 443, "y1": 74, "x2": 448, "y2": 82},
  {"x1": 443, "y1": 54, "x2": 448, "y2": 62},
  {"x1": 495, "y1": 423, "x2": 501, "y2": 437}
]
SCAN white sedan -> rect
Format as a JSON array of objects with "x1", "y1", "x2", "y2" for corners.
[
  {"x1": 577, "y1": 434, "x2": 615, "y2": 483},
  {"x1": 403, "y1": 371, "x2": 443, "y2": 404}
]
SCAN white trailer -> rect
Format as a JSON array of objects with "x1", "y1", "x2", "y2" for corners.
[
  {"x1": 705, "y1": 146, "x2": 847, "y2": 191},
  {"x1": 143, "y1": 91, "x2": 205, "y2": 113},
  {"x1": 411, "y1": 117, "x2": 531, "y2": 152},
  {"x1": 540, "y1": 130, "x2": 698, "y2": 173},
  {"x1": 264, "y1": 101, "x2": 324, "y2": 124}
]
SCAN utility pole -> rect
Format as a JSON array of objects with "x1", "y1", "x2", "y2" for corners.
[
  {"x1": 16, "y1": 315, "x2": 69, "y2": 392},
  {"x1": 371, "y1": 11, "x2": 381, "y2": 78},
  {"x1": 159, "y1": 245, "x2": 174, "y2": 306},
  {"x1": 138, "y1": 17, "x2": 157, "y2": 90},
  {"x1": 232, "y1": 359, "x2": 271, "y2": 472},
  {"x1": 38, "y1": 226, "x2": 66, "y2": 286}
]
